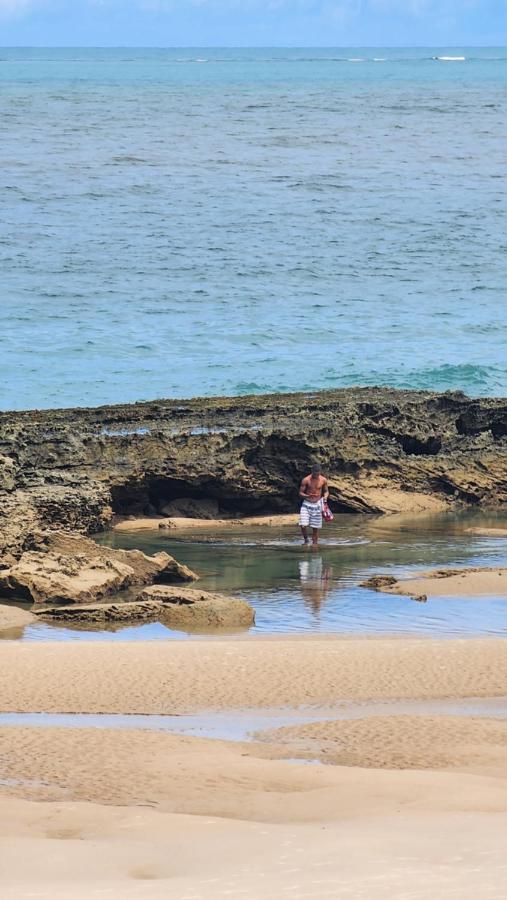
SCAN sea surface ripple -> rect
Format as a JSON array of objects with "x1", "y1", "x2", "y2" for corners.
[{"x1": 1, "y1": 47, "x2": 506, "y2": 410}]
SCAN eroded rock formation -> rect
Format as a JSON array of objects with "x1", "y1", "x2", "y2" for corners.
[
  {"x1": 0, "y1": 387, "x2": 505, "y2": 559},
  {"x1": 0, "y1": 532, "x2": 198, "y2": 605},
  {"x1": 36, "y1": 586, "x2": 255, "y2": 630}
]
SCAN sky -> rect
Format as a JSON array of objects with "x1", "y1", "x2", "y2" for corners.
[{"x1": 0, "y1": 0, "x2": 506, "y2": 47}]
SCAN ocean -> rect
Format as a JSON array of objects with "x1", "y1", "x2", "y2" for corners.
[{"x1": 1, "y1": 47, "x2": 506, "y2": 411}]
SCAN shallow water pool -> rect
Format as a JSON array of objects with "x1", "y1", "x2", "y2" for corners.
[{"x1": 9, "y1": 509, "x2": 507, "y2": 641}]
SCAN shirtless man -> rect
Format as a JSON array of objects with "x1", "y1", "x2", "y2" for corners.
[{"x1": 299, "y1": 464, "x2": 329, "y2": 546}]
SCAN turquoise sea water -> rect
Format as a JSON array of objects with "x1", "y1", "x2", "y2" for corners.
[{"x1": 1, "y1": 47, "x2": 506, "y2": 411}]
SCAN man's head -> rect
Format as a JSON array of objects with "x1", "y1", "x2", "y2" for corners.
[{"x1": 311, "y1": 463, "x2": 322, "y2": 477}]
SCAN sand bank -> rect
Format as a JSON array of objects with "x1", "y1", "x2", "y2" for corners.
[
  {"x1": 0, "y1": 604, "x2": 35, "y2": 632},
  {"x1": 1, "y1": 637, "x2": 507, "y2": 714},
  {"x1": 467, "y1": 526, "x2": 507, "y2": 537},
  {"x1": 366, "y1": 566, "x2": 507, "y2": 599},
  {"x1": 257, "y1": 714, "x2": 507, "y2": 772},
  {"x1": 113, "y1": 513, "x2": 299, "y2": 532},
  {"x1": 2, "y1": 718, "x2": 507, "y2": 816}
]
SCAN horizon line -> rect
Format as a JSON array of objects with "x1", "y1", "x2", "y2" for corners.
[{"x1": 1, "y1": 44, "x2": 507, "y2": 50}]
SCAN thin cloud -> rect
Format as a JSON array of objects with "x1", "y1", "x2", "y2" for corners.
[
  {"x1": 368, "y1": 0, "x2": 479, "y2": 13},
  {"x1": 0, "y1": 0, "x2": 31, "y2": 14}
]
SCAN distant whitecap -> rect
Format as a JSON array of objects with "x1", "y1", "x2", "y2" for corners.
[{"x1": 434, "y1": 56, "x2": 466, "y2": 61}]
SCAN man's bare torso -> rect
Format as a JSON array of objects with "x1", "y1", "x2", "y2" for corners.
[{"x1": 301, "y1": 474, "x2": 328, "y2": 503}]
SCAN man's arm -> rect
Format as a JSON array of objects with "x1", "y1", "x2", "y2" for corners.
[
  {"x1": 323, "y1": 478, "x2": 330, "y2": 500},
  {"x1": 299, "y1": 477, "x2": 309, "y2": 499}
]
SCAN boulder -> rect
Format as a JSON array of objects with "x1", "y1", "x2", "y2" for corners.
[
  {"x1": 36, "y1": 586, "x2": 255, "y2": 630},
  {"x1": 0, "y1": 531, "x2": 198, "y2": 605}
]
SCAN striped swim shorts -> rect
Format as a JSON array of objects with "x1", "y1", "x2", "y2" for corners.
[{"x1": 299, "y1": 499, "x2": 323, "y2": 529}]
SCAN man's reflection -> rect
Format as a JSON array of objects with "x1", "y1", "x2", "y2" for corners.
[{"x1": 298, "y1": 555, "x2": 332, "y2": 614}]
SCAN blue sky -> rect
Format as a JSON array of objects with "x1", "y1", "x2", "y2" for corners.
[{"x1": 0, "y1": 1, "x2": 506, "y2": 47}]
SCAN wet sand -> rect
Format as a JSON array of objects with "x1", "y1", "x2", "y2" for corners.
[
  {"x1": 379, "y1": 566, "x2": 507, "y2": 598},
  {"x1": 467, "y1": 526, "x2": 507, "y2": 538},
  {"x1": 0, "y1": 604, "x2": 35, "y2": 631},
  {"x1": 2, "y1": 636, "x2": 507, "y2": 713},
  {"x1": 114, "y1": 513, "x2": 299, "y2": 532},
  {"x1": 2, "y1": 635, "x2": 507, "y2": 897}
]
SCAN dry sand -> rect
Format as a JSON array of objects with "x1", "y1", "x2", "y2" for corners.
[
  {"x1": 2, "y1": 636, "x2": 507, "y2": 897},
  {"x1": 3, "y1": 796, "x2": 507, "y2": 900}
]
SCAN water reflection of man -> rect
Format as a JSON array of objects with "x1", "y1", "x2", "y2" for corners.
[{"x1": 299, "y1": 556, "x2": 332, "y2": 614}]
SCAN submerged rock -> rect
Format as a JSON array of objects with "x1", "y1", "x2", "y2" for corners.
[
  {"x1": 360, "y1": 575, "x2": 398, "y2": 591},
  {"x1": 37, "y1": 586, "x2": 255, "y2": 630},
  {"x1": 0, "y1": 531, "x2": 198, "y2": 605}
]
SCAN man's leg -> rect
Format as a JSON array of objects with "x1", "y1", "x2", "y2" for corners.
[
  {"x1": 312, "y1": 528, "x2": 319, "y2": 546},
  {"x1": 301, "y1": 526, "x2": 309, "y2": 544}
]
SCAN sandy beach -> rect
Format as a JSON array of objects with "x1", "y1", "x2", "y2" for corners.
[{"x1": 1, "y1": 634, "x2": 507, "y2": 897}]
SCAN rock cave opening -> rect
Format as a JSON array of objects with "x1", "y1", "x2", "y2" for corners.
[{"x1": 110, "y1": 476, "x2": 286, "y2": 520}]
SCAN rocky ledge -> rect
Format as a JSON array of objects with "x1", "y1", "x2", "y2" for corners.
[
  {"x1": 0, "y1": 532, "x2": 197, "y2": 605},
  {"x1": 0, "y1": 387, "x2": 506, "y2": 559},
  {"x1": 36, "y1": 586, "x2": 255, "y2": 631}
]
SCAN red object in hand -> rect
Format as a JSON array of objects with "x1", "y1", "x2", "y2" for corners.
[{"x1": 322, "y1": 501, "x2": 333, "y2": 522}]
